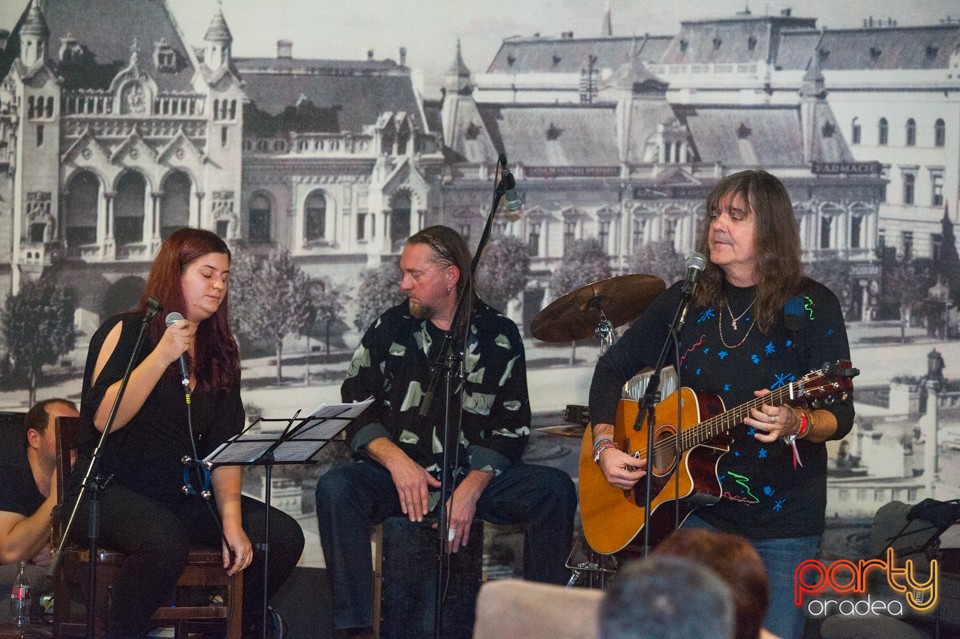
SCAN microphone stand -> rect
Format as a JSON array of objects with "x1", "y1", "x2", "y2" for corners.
[
  {"x1": 633, "y1": 283, "x2": 694, "y2": 556},
  {"x1": 50, "y1": 297, "x2": 162, "y2": 639},
  {"x1": 422, "y1": 156, "x2": 512, "y2": 639}
]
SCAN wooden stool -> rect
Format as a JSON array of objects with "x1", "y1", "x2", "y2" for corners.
[{"x1": 373, "y1": 517, "x2": 484, "y2": 639}]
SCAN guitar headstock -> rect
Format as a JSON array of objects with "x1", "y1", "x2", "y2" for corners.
[{"x1": 795, "y1": 359, "x2": 859, "y2": 403}]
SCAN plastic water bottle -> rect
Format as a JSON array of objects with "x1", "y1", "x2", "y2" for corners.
[{"x1": 10, "y1": 560, "x2": 30, "y2": 627}]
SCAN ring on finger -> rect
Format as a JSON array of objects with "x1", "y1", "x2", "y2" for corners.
[{"x1": 768, "y1": 414, "x2": 776, "y2": 424}]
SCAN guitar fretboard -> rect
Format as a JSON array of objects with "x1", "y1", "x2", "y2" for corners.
[{"x1": 676, "y1": 383, "x2": 797, "y2": 451}]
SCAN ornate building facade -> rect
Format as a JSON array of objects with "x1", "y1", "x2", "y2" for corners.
[{"x1": 3, "y1": 1, "x2": 940, "y2": 348}]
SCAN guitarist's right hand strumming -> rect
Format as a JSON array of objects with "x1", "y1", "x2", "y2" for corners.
[{"x1": 593, "y1": 422, "x2": 647, "y2": 490}]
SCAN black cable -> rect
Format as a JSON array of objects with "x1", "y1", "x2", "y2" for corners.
[{"x1": 181, "y1": 369, "x2": 231, "y2": 552}]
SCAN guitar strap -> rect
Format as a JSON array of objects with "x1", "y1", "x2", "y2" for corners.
[{"x1": 783, "y1": 280, "x2": 809, "y2": 372}]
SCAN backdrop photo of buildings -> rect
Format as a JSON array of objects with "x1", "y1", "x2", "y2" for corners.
[{"x1": 1, "y1": 0, "x2": 959, "y2": 628}]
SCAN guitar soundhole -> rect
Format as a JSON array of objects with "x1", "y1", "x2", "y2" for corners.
[{"x1": 651, "y1": 425, "x2": 679, "y2": 476}]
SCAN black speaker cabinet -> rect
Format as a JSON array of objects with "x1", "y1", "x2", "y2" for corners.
[{"x1": 377, "y1": 517, "x2": 483, "y2": 639}]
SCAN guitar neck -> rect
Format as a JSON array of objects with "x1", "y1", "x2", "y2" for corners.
[{"x1": 681, "y1": 383, "x2": 797, "y2": 450}]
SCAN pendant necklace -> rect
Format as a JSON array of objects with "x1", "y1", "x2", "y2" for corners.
[
  {"x1": 727, "y1": 297, "x2": 756, "y2": 331},
  {"x1": 719, "y1": 309, "x2": 757, "y2": 349}
]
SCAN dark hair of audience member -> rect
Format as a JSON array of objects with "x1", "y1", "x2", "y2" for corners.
[
  {"x1": 24, "y1": 398, "x2": 78, "y2": 443},
  {"x1": 655, "y1": 528, "x2": 769, "y2": 639},
  {"x1": 599, "y1": 555, "x2": 734, "y2": 639}
]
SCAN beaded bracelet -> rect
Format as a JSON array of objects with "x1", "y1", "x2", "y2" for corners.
[
  {"x1": 783, "y1": 408, "x2": 807, "y2": 468},
  {"x1": 801, "y1": 409, "x2": 816, "y2": 439},
  {"x1": 782, "y1": 408, "x2": 808, "y2": 445},
  {"x1": 593, "y1": 439, "x2": 617, "y2": 464}
]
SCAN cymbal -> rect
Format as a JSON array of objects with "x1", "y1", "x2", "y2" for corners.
[
  {"x1": 537, "y1": 424, "x2": 587, "y2": 438},
  {"x1": 531, "y1": 274, "x2": 665, "y2": 343}
]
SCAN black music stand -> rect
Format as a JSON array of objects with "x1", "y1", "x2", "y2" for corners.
[{"x1": 202, "y1": 399, "x2": 373, "y2": 639}]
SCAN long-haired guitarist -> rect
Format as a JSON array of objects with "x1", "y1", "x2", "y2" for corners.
[{"x1": 588, "y1": 169, "x2": 854, "y2": 639}]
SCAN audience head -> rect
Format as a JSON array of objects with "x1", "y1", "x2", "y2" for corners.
[
  {"x1": 24, "y1": 398, "x2": 79, "y2": 468},
  {"x1": 599, "y1": 555, "x2": 735, "y2": 639},
  {"x1": 655, "y1": 528, "x2": 770, "y2": 639}
]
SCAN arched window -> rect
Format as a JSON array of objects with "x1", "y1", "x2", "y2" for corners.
[
  {"x1": 878, "y1": 118, "x2": 888, "y2": 146},
  {"x1": 934, "y1": 119, "x2": 946, "y2": 147},
  {"x1": 249, "y1": 193, "x2": 271, "y2": 243},
  {"x1": 115, "y1": 172, "x2": 147, "y2": 245},
  {"x1": 903, "y1": 173, "x2": 915, "y2": 205},
  {"x1": 905, "y1": 118, "x2": 916, "y2": 146},
  {"x1": 528, "y1": 222, "x2": 541, "y2": 257},
  {"x1": 65, "y1": 171, "x2": 99, "y2": 245},
  {"x1": 159, "y1": 171, "x2": 190, "y2": 239},
  {"x1": 389, "y1": 193, "x2": 411, "y2": 252},
  {"x1": 397, "y1": 121, "x2": 410, "y2": 155},
  {"x1": 850, "y1": 216, "x2": 862, "y2": 249},
  {"x1": 851, "y1": 118, "x2": 861, "y2": 145},
  {"x1": 820, "y1": 216, "x2": 832, "y2": 249},
  {"x1": 304, "y1": 191, "x2": 326, "y2": 241}
]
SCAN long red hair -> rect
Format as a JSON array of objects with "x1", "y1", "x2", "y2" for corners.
[{"x1": 137, "y1": 228, "x2": 239, "y2": 391}]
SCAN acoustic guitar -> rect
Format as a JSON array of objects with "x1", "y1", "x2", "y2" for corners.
[{"x1": 578, "y1": 360, "x2": 857, "y2": 555}]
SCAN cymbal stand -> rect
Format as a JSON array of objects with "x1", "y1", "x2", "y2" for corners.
[
  {"x1": 591, "y1": 300, "x2": 614, "y2": 355},
  {"x1": 564, "y1": 530, "x2": 618, "y2": 589}
]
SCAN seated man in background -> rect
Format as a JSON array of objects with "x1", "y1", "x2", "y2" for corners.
[
  {"x1": 315, "y1": 226, "x2": 577, "y2": 638},
  {"x1": 599, "y1": 555, "x2": 735, "y2": 639},
  {"x1": 0, "y1": 398, "x2": 79, "y2": 618}
]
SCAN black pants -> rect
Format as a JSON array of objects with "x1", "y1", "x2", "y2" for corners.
[
  {"x1": 315, "y1": 460, "x2": 577, "y2": 630},
  {"x1": 68, "y1": 482, "x2": 305, "y2": 639}
]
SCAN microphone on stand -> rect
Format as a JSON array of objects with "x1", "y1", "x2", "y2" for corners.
[
  {"x1": 677, "y1": 252, "x2": 706, "y2": 329},
  {"x1": 498, "y1": 155, "x2": 522, "y2": 218},
  {"x1": 681, "y1": 252, "x2": 706, "y2": 295},
  {"x1": 164, "y1": 312, "x2": 190, "y2": 391}
]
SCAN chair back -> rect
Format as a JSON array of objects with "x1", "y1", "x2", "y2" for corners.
[
  {"x1": 53, "y1": 416, "x2": 96, "y2": 541},
  {"x1": 51, "y1": 416, "x2": 242, "y2": 639}
]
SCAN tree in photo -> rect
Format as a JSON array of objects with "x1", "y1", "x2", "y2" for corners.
[
  {"x1": 877, "y1": 247, "x2": 936, "y2": 331},
  {"x1": 1, "y1": 277, "x2": 77, "y2": 406},
  {"x1": 936, "y1": 205, "x2": 960, "y2": 311},
  {"x1": 354, "y1": 259, "x2": 404, "y2": 332},
  {"x1": 629, "y1": 240, "x2": 686, "y2": 287},
  {"x1": 309, "y1": 277, "x2": 352, "y2": 357},
  {"x1": 230, "y1": 250, "x2": 315, "y2": 384},
  {"x1": 549, "y1": 238, "x2": 612, "y2": 363},
  {"x1": 476, "y1": 234, "x2": 530, "y2": 314}
]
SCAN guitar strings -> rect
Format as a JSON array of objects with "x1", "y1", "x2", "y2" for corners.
[
  {"x1": 623, "y1": 365, "x2": 845, "y2": 463},
  {"x1": 632, "y1": 381, "x2": 801, "y2": 459}
]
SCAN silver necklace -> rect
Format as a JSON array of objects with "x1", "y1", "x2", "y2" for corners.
[{"x1": 727, "y1": 298, "x2": 756, "y2": 331}]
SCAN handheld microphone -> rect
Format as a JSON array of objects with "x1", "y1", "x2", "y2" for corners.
[
  {"x1": 164, "y1": 312, "x2": 190, "y2": 390},
  {"x1": 498, "y1": 155, "x2": 522, "y2": 215}
]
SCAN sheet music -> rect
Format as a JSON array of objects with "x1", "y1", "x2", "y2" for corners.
[
  {"x1": 291, "y1": 398, "x2": 373, "y2": 440},
  {"x1": 203, "y1": 398, "x2": 373, "y2": 465}
]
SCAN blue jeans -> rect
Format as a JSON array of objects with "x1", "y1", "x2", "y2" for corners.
[
  {"x1": 315, "y1": 459, "x2": 577, "y2": 630},
  {"x1": 683, "y1": 513, "x2": 821, "y2": 639}
]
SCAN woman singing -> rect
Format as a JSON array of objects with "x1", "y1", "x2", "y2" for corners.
[{"x1": 69, "y1": 228, "x2": 304, "y2": 639}]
